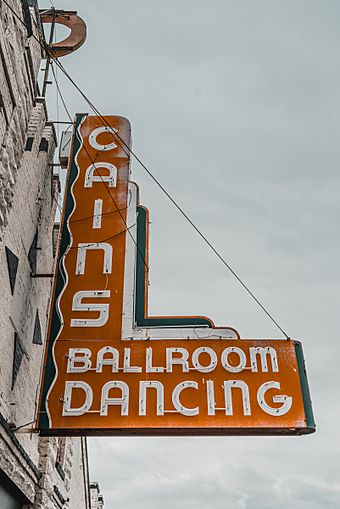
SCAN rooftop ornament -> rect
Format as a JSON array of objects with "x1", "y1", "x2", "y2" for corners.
[{"x1": 40, "y1": 9, "x2": 87, "y2": 58}]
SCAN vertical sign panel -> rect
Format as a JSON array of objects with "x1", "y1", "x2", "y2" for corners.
[{"x1": 38, "y1": 114, "x2": 131, "y2": 430}]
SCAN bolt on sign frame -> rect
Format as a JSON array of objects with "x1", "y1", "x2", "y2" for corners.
[{"x1": 37, "y1": 114, "x2": 315, "y2": 436}]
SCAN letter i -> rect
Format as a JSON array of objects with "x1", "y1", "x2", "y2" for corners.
[{"x1": 93, "y1": 199, "x2": 103, "y2": 229}]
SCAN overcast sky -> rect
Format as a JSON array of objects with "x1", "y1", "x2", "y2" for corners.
[{"x1": 45, "y1": 1, "x2": 339, "y2": 507}]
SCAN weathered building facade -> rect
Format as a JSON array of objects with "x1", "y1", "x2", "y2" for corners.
[
  {"x1": 90, "y1": 482, "x2": 104, "y2": 509},
  {"x1": 0, "y1": 1, "x2": 91, "y2": 507}
]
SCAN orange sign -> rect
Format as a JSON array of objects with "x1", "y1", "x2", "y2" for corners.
[{"x1": 37, "y1": 115, "x2": 315, "y2": 436}]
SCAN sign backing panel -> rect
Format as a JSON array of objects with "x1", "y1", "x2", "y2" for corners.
[{"x1": 37, "y1": 115, "x2": 315, "y2": 436}]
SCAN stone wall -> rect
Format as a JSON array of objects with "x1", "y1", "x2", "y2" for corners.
[
  {"x1": 0, "y1": 0, "x2": 42, "y2": 231},
  {"x1": 0, "y1": 2, "x2": 90, "y2": 507}
]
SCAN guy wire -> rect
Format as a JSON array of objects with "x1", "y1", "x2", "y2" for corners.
[{"x1": 3, "y1": 0, "x2": 290, "y2": 339}]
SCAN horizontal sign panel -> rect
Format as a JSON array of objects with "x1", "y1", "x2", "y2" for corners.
[
  {"x1": 40, "y1": 338, "x2": 314, "y2": 435},
  {"x1": 37, "y1": 114, "x2": 315, "y2": 436}
]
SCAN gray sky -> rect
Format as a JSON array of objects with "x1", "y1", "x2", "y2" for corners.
[{"x1": 45, "y1": 1, "x2": 339, "y2": 507}]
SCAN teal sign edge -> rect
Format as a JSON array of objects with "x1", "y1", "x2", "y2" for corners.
[{"x1": 38, "y1": 114, "x2": 85, "y2": 429}]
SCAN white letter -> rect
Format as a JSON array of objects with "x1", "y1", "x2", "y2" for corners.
[
  {"x1": 221, "y1": 347, "x2": 247, "y2": 373},
  {"x1": 206, "y1": 380, "x2": 215, "y2": 416},
  {"x1": 146, "y1": 347, "x2": 164, "y2": 373},
  {"x1": 139, "y1": 381, "x2": 164, "y2": 416},
  {"x1": 70, "y1": 290, "x2": 110, "y2": 327},
  {"x1": 67, "y1": 348, "x2": 92, "y2": 373},
  {"x1": 166, "y1": 348, "x2": 189, "y2": 372},
  {"x1": 250, "y1": 347, "x2": 279, "y2": 373},
  {"x1": 96, "y1": 346, "x2": 119, "y2": 373},
  {"x1": 84, "y1": 162, "x2": 117, "y2": 187},
  {"x1": 192, "y1": 347, "x2": 217, "y2": 373},
  {"x1": 123, "y1": 348, "x2": 142, "y2": 373},
  {"x1": 93, "y1": 199, "x2": 103, "y2": 229},
  {"x1": 257, "y1": 381, "x2": 292, "y2": 416},
  {"x1": 172, "y1": 381, "x2": 199, "y2": 416},
  {"x1": 224, "y1": 380, "x2": 251, "y2": 416},
  {"x1": 75, "y1": 243, "x2": 112, "y2": 275},
  {"x1": 89, "y1": 126, "x2": 118, "y2": 151},
  {"x1": 62, "y1": 381, "x2": 93, "y2": 416},
  {"x1": 100, "y1": 381, "x2": 129, "y2": 416}
]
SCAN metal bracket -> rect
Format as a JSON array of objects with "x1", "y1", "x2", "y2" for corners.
[{"x1": 31, "y1": 273, "x2": 54, "y2": 278}]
